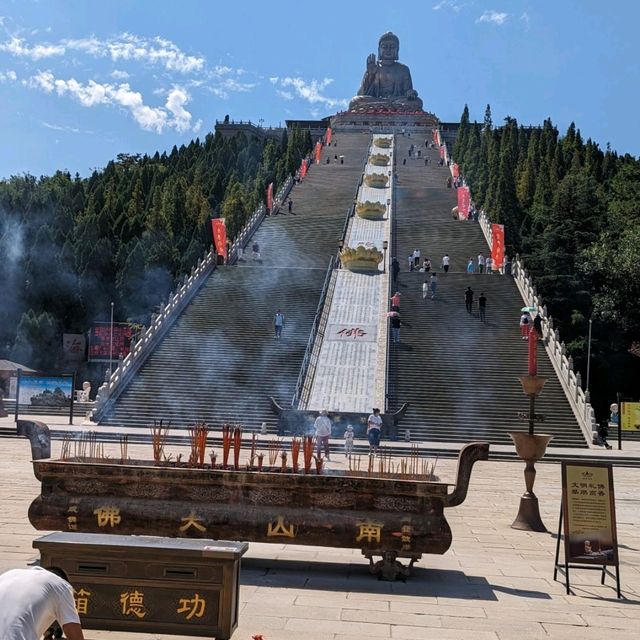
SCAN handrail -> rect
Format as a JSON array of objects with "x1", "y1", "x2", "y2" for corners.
[
  {"x1": 93, "y1": 247, "x2": 217, "y2": 421},
  {"x1": 291, "y1": 256, "x2": 336, "y2": 407}
]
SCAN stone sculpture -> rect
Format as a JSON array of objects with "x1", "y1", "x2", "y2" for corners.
[{"x1": 349, "y1": 32, "x2": 423, "y2": 112}]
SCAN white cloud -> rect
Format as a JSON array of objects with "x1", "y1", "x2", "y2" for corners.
[
  {"x1": 27, "y1": 71, "x2": 200, "y2": 134},
  {"x1": 276, "y1": 90, "x2": 293, "y2": 100},
  {"x1": 40, "y1": 120, "x2": 81, "y2": 133},
  {"x1": 520, "y1": 12, "x2": 530, "y2": 26},
  {"x1": 269, "y1": 76, "x2": 279, "y2": 84},
  {"x1": 274, "y1": 76, "x2": 348, "y2": 109},
  {"x1": 0, "y1": 69, "x2": 17, "y2": 81},
  {"x1": 110, "y1": 69, "x2": 130, "y2": 80},
  {"x1": 432, "y1": 1, "x2": 465, "y2": 11},
  {"x1": 477, "y1": 10, "x2": 508, "y2": 25},
  {"x1": 0, "y1": 33, "x2": 205, "y2": 73}
]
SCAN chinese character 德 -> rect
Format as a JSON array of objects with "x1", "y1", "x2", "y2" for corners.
[
  {"x1": 179, "y1": 512, "x2": 207, "y2": 534},
  {"x1": 267, "y1": 515, "x2": 297, "y2": 538},
  {"x1": 120, "y1": 590, "x2": 147, "y2": 618},
  {"x1": 177, "y1": 593, "x2": 206, "y2": 620},
  {"x1": 74, "y1": 588, "x2": 91, "y2": 615},
  {"x1": 93, "y1": 505, "x2": 121, "y2": 527},
  {"x1": 356, "y1": 522, "x2": 383, "y2": 543}
]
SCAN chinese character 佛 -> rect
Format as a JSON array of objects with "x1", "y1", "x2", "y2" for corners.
[
  {"x1": 74, "y1": 588, "x2": 91, "y2": 615},
  {"x1": 120, "y1": 590, "x2": 147, "y2": 619},
  {"x1": 177, "y1": 593, "x2": 206, "y2": 620},
  {"x1": 93, "y1": 505, "x2": 121, "y2": 528},
  {"x1": 356, "y1": 521, "x2": 383, "y2": 543}
]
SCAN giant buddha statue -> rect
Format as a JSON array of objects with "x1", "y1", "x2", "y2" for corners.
[{"x1": 349, "y1": 32, "x2": 423, "y2": 112}]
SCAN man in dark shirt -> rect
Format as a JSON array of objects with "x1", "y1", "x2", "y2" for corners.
[
  {"x1": 478, "y1": 292, "x2": 487, "y2": 322},
  {"x1": 464, "y1": 286, "x2": 474, "y2": 314}
]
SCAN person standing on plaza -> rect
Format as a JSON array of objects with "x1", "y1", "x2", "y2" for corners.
[
  {"x1": 390, "y1": 291, "x2": 401, "y2": 311},
  {"x1": 486, "y1": 255, "x2": 493, "y2": 274},
  {"x1": 390, "y1": 313, "x2": 402, "y2": 343},
  {"x1": 441, "y1": 254, "x2": 450, "y2": 273},
  {"x1": 0, "y1": 566, "x2": 85, "y2": 640},
  {"x1": 343, "y1": 425, "x2": 354, "y2": 458},
  {"x1": 422, "y1": 279, "x2": 429, "y2": 300},
  {"x1": 423, "y1": 257, "x2": 431, "y2": 273},
  {"x1": 252, "y1": 240, "x2": 261, "y2": 261},
  {"x1": 367, "y1": 408, "x2": 383, "y2": 455},
  {"x1": 314, "y1": 409, "x2": 332, "y2": 460},
  {"x1": 408, "y1": 254, "x2": 414, "y2": 271},
  {"x1": 478, "y1": 292, "x2": 487, "y2": 322},
  {"x1": 288, "y1": 199, "x2": 293, "y2": 214},
  {"x1": 413, "y1": 248, "x2": 421, "y2": 268},
  {"x1": 274, "y1": 310, "x2": 285, "y2": 339},
  {"x1": 466, "y1": 258, "x2": 475, "y2": 274},
  {"x1": 465, "y1": 286, "x2": 474, "y2": 313},
  {"x1": 478, "y1": 252, "x2": 485, "y2": 274},
  {"x1": 429, "y1": 272, "x2": 438, "y2": 299}
]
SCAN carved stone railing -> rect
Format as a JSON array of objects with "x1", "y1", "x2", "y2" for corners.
[
  {"x1": 476, "y1": 210, "x2": 596, "y2": 446},
  {"x1": 92, "y1": 248, "x2": 217, "y2": 421}
]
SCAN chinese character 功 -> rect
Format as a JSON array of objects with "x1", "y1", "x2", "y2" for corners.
[
  {"x1": 120, "y1": 590, "x2": 147, "y2": 618},
  {"x1": 94, "y1": 506, "x2": 121, "y2": 527},
  {"x1": 177, "y1": 593, "x2": 206, "y2": 620},
  {"x1": 356, "y1": 522, "x2": 383, "y2": 543},
  {"x1": 179, "y1": 512, "x2": 207, "y2": 534},
  {"x1": 74, "y1": 588, "x2": 91, "y2": 615},
  {"x1": 267, "y1": 515, "x2": 297, "y2": 538}
]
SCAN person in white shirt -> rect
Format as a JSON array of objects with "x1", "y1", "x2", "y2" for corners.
[
  {"x1": 413, "y1": 248, "x2": 421, "y2": 268},
  {"x1": 0, "y1": 566, "x2": 84, "y2": 640},
  {"x1": 485, "y1": 256, "x2": 493, "y2": 274},
  {"x1": 367, "y1": 408, "x2": 383, "y2": 454},
  {"x1": 441, "y1": 254, "x2": 450, "y2": 273},
  {"x1": 314, "y1": 409, "x2": 332, "y2": 460},
  {"x1": 422, "y1": 279, "x2": 429, "y2": 300},
  {"x1": 477, "y1": 253, "x2": 485, "y2": 274}
]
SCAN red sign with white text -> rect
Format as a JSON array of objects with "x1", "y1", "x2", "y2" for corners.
[
  {"x1": 266, "y1": 182, "x2": 273, "y2": 212},
  {"x1": 315, "y1": 141, "x2": 322, "y2": 164},
  {"x1": 439, "y1": 145, "x2": 445, "y2": 159},
  {"x1": 88, "y1": 323, "x2": 133, "y2": 362},
  {"x1": 452, "y1": 163, "x2": 460, "y2": 178},
  {"x1": 211, "y1": 219, "x2": 227, "y2": 259},
  {"x1": 300, "y1": 159, "x2": 307, "y2": 179},
  {"x1": 457, "y1": 186, "x2": 470, "y2": 219},
  {"x1": 326, "y1": 127, "x2": 332, "y2": 145},
  {"x1": 491, "y1": 223, "x2": 505, "y2": 268}
]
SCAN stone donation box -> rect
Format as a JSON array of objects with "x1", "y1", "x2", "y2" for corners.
[{"x1": 34, "y1": 533, "x2": 248, "y2": 639}]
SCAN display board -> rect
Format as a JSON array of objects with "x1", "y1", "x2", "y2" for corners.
[{"x1": 88, "y1": 322, "x2": 134, "y2": 363}]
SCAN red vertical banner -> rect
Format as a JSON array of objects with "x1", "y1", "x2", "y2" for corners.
[
  {"x1": 300, "y1": 159, "x2": 307, "y2": 179},
  {"x1": 266, "y1": 182, "x2": 274, "y2": 212},
  {"x1": 431, "y1": 129, "x2": 438, "y2": 146},
  {"x1": 457, "y1": 186, "x2": 470, "y2": 219},
  {"x1": 211, "y1": 219, "x2": 227, "y2": 259},
  {"x1": 439, "y1": 145, "x2": 445, "y2": 159},
  {"x1": 452, "y1": 163, "x2": 460, "y2": 178},
  {"x1": 315, "y1": 141, "x2": 322, "y2": 164},
  {"x1": 326, "y1": 127, "x2": 332, "y2": 145},
  {"x1": 491, "y1": 223, "x2": 505, "y2": 268}
]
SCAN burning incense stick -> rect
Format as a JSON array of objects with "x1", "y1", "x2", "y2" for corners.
[
  {"x1": 221, "y1": 424, "x2": 232, "y2": 468},
  {"x1": 303, "y1": 436, "x2": 314, "y2": 474},
  {"x1": 291, "y1": 437, "x2": 301, "y2": 473},
  {"x1": 150, "y1": 419, "x2": 170, "y2": 465},
  {"x1": 232, "y1": 426, "x2": 243, "y2": 470}
]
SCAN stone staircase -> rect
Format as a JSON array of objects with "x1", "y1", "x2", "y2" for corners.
[
  {"x1": 387, "y1": 137, "x2": 587, "y2": 447},
  {"x1": 99, "y1": 133, "x2": 369, "y2": 430}
]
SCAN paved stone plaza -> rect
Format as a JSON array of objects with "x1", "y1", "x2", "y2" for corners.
[{"x1": 1, "y1": 422, "x2": 639, "y2": 640}]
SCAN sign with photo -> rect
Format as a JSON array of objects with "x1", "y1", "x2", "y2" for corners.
[
  {"x1": 561, "y1": 462, "x2": 618, "y2": 566},
  {"x1": 17, "y1": 375, "x2": 73, "y2": 408}
]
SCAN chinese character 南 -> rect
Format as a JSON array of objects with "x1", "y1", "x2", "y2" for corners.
[
  {"x1": 267, "y1": 515, "x2": 297, "y2": 538},
  {"x1": 93, "y1": 505, "x2": 121, "y2": 527},
  {"x1": 177, "y1": 593, "x2": 206, "y2": 620},
  {"x1": 356, "y1": 522, "x2": 383, "y2": 543},
  {"x1": 120, "y1": 590, "x2": 147, "y2": 619},
  {"x1": 179, "y1": 512, "x2": 207, "y2": 534},
  {"x1": 74, "y1": 588, "x2": 91, "y2": 615}
]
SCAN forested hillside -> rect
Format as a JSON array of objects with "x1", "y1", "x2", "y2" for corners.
[
  {"x1": 0, "y1": 127, "x2": 312, "y2": 372},
  {"x1": 453, "y1": 106, "x2": 640, "y2": 418}
]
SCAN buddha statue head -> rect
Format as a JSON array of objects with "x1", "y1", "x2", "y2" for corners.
[{"x1": 378, "y1": 32, "x2": 400, "y2": 63}]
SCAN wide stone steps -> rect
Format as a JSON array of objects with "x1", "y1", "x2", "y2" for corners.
[
  {"x1": 387, "y1": 136, "x2": 586, "y2": 448},
  {"x1": 99, "y1": 132, "x2": 372, "y2": 430}
]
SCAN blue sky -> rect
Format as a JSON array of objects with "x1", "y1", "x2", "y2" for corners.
[{"x1": 0, "y1": 0, "x2": 637, "y2": 178}]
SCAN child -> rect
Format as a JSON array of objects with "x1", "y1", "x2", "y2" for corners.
[{"x1": 343, "y1": 425, "x2": 354, "y2": 458}]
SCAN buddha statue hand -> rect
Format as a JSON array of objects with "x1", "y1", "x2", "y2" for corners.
[{"x1": 366, "y1": 53, "x2": 377, "y2": 73}]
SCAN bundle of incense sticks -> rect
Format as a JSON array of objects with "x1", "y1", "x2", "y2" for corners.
[
  {"x1": 303, "y1": 436, "x2": 314, "y2": 474},
  {"x1": 119, "y1": 435, "x2": 128, "y2": 465},
  {"x1": 232, "y1": 426, "x2": 243, "y2": 470},
  {"x1": 61, "y1": 435, "x2": 71, "y2": 461},
  {"x1": 150, "y1": 419, "x2": 170, "y2": 465},
  {"x1": 280, "y1": 451, "x2": 287, "y2": 473},
  {"x1": 268, "y1": 439, "x2": 281, "y2": 467},
  {"x1": 221, "y1": 424, "x2": 232, "y2": 468},
  {"x1": 188, "y1": 422, "x2": 209, "y2": 467},
  {"x1": 291, "y1": 437, "x2": 301, "y2": 472},
  {"x1": 249, "y1": 433, "x2": 257, "y2": 467},
  {"x1": 314, "y1": 455, "x2": 324, "y2": 475}
]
